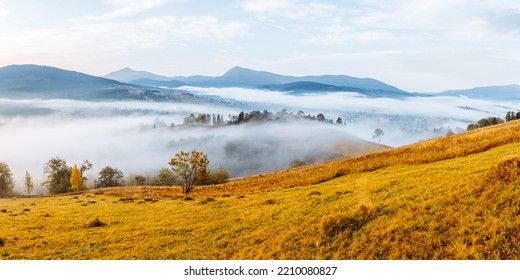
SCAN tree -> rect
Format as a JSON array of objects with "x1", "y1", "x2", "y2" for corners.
[
  {"x1": 70, "y1": 163, "x2": 83, "y2": 192},
  {"x1": 155, "y1": 168, "x2": 175, "y2": 186},
  {"x1": 134, "y1": 175, "x2": 146, "y2": 186},
  {"x1": 373, "y1": 128, "x2": 384, "y2": 144},
  {"x1": 169, "y1": 150, "x2": 209, "y2": 194},
  {"x1": 24, "y1": 170, "x2": 34, "y2": 197},
  {"x1": 336, "y1": 117, "x2": 343, "y2": 124},
  {"x1": 44, "y1": 157, "x2": 71, "y2": 194},
  {"x1": 96, "y1": 166, "x2": 124, "y2": 188},
  {"x1": 80, "y1": 160, "x2": 92, "y2": 185},
  {"x1": 0, "y1": 162, "x2": 14, "y2": 198},
  {"x1": 506, "y1": 111, "x2": 512, "y2": 122}
]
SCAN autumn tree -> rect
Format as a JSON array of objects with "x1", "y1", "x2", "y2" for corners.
[
  {"x1": 24, "y1": 170, "x2": 34, "y2": 197},
  {"x1": 70, "y1": 163, "x2": 83, "y2": 192},
  {"x1": 169, "y1": 150, "x2": 209, "y2": 194},
  {"x1": 0, "y1": 162, "x2": 14, "y2": 198},
  {"x1": 96, "y1": 166, "x2": 124, "y2": 188}
]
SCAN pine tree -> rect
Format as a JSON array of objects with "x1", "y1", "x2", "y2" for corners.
[{"x1": 70, "y1": 163, "x2": 83, "y2": 192}]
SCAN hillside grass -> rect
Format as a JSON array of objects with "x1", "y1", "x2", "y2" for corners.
[{"x1": 1, "y1": 120, "x2": 520, "y2": 259}]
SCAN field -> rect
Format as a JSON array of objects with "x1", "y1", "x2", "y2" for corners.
[{"x1": 1, "y1": 120, "x2": 520, "y2": 259}]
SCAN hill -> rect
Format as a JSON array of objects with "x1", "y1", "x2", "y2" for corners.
[
  {"x1": 2, "y1": 120, "x2": 520, "y2": 259},
  {"x1": 259, "y1": 81, "x2": 414, "y2": 98},
  {"x1": 0, "y1": 64, "x2": 193, "y2": 101},
  {"x1": 438, "y1": 84, "x2": 520, "y2": 100},
  {"x1": 104, "y1": 67, "x2": 172, "y2": 83}
]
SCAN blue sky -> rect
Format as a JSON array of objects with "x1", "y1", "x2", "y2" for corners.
[{"x1": 0, "y1": 0, "x2": 519, "y2": 92}]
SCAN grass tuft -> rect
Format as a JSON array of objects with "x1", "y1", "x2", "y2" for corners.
[
  {"x1": 485, "y1": 156, "x2": 519, "y2": 185},
  {"x1": 199, "y1": 197, "x2": 216, "y2": 205}
]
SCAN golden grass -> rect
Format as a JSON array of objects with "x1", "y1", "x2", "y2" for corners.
[{"x1": 1, "y1": 120, "x2": 520, "y2": 259}]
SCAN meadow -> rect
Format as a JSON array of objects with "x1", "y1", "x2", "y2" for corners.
[{"x1": 1, "y1": 120, "x2": 520, "y2": 259}]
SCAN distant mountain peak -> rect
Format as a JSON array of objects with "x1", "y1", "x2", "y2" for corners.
[
  {"x1": 104, "y1": 67, "x2": 171, "y2": 83},
  {"x1": 222, "y1": 66, "x2": 259, "y2": 76}
]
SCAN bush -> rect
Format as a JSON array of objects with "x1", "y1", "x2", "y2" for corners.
[
  {"x1": 87, "y1": 218, "x2": 106, "y2": 228},
  {"x1": 201, "y1": 166, "x2": 230, "y2": 185}
]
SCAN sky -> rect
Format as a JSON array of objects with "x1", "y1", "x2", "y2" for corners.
[{"x1": 0, "y1": 0, "x2": 519, "y2": 92}]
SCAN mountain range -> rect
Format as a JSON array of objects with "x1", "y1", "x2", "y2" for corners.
[
  {"x1": 0, "y1": 64, "x2": 195, "y2": 102},
  {"x1": 105, "y1": 66, "x2": 410, "y2": 96},
  {"x1": 439, "y1": 85, "x2": 520, "y2": 101},
  {"x1": 0, "y1": 64, "x2": 519, "y2": 101}
]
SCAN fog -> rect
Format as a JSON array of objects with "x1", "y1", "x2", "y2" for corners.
[
  {"x1": 181, "y1": 86, "x2": 517, "y2": 119},
  {"x1": 0, "y1": 99, "x2": 370, "y2": 193},
  {"x1": 1, "y1": 89, "x2": 518, "y2": 193}
]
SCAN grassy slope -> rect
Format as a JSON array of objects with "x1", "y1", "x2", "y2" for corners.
[{"x1": 1, "y1": 121, "x2": 520, "y2": 259}]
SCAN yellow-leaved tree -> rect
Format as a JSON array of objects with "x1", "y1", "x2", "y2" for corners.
[
  {"x1": 169, "y1": 150, "x2": 209, "y2": 195},
  {"x1": 70, "y1": 163, "x2": 83, "y2": 192}
]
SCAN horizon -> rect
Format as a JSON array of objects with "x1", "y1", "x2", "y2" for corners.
[{"x1": 1, "y1": 1, "x2": 520, "y2": 92}]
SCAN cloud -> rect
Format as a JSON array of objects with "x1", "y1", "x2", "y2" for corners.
[
  {"x1": 84, "y1": 0, "x2": 171, "y2": 21},
  {"x1": 0, "y1": 0, "x2": 7, "y2": 16},
  {"x1": 140, "y1": 16, "x2": 249, "y2": 41},
  {"x1": 241, "y1": 0, "x2": 337, "y2": 20},
  {"x1": 181, "y1": 86, "x2": 509, "y2": 121}
]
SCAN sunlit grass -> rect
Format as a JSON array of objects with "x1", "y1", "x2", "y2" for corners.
[{"x1": 1, "y1": 120, "x2": 520, "y2": 259}]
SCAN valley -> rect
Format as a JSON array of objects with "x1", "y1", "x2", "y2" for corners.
[
  {"x1": 1, "y1": 64, "x2": 520, "y2": 260},
  {"x1": 2, "y1": 120, "x2": 520, "y2": 259}
]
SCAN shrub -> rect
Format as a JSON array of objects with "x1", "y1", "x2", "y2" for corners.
[
  {"x1": 309, "y1": 191, "x2": 321, "y2": 196},
  {"x1": 263, "y1": 199, "x2": 277, "y2": 205},
  {"x1": 87, "y1": 218, "x2": 106, "y2": 228},
  {"x1": 201, "y1": 166, "x2": 230, "y2": 185}
]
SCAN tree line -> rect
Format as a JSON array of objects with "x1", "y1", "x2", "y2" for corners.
[
  {"x1": 0, "y1": 150, "x2": 228, "y2": 197},
  {"x1": 466, "y1": 111, "x2": 520, "y2": 131},
  {"x1": 182, "y1": 109, "x2": 345, "y2": 126}
]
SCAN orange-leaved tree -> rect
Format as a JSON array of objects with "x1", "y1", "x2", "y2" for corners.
[{"x1": 70, "y1": 163, "x2": 83, "y2": 192}]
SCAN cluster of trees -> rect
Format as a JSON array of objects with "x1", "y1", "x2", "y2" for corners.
[
  {"x1": 466, "y1": 111, "x2": 520, "y2": 131},
  {"x1": 467, "y1": 117, "x2": 504, "y2": 131},
  {"x1": 505, "y1": 111, "x2": 520, "y2": 122},
  {"x1": 0, "y1": 150, "x2": 228, "y2": 197},
  {"x1": 183, "y1": 109, "x2": 344, "y2": 126},
  {"x1": 43, "y1": 157, "x2": 124, "y2": 193},
  {"x1": 183, "y1": 113, "x2": 225, "y2": 126}
]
